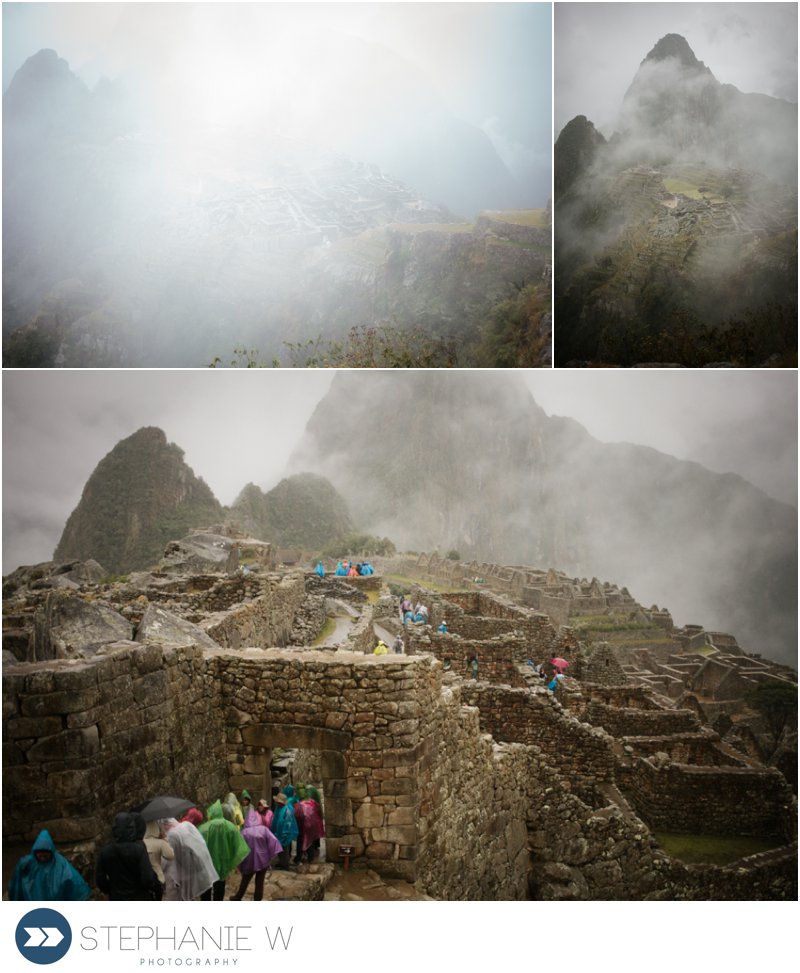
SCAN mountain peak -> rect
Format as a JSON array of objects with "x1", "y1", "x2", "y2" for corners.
[{"x1": 643, "y1": 34, "x2": 709, "y2": 73}]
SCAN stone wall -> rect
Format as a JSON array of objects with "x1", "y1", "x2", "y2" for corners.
[
  {"x1": 408, "y1": 631, "x2": 528, "y2": 687},
  {"x1": 460, "y1": 683, "x2": 616, "y2": 802},
  {"x1": 622, "y1": 732, "x2": 748, "y2": 767},
  {"x1": 3, "y1": 643, "x2": 227, "y2": 850},
  {"x1": 618, "y1": 759, "x2": 796, "y2": 839},
  {"x1": 204, "y1": 574, "x2": 306, "y2": 648},
  {"x1": 583, "y1": 701, "x2": 701, "y2": 737}
]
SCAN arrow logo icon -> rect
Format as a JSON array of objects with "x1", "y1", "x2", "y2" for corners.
[
  {"x1": 23, "y1": 928, "x2": 64, "y2": 949},
  {"x1": 16, "y1": 907, "x2": 72, "y2": 964}
]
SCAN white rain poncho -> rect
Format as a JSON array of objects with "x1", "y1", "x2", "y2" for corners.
[{"x1": 160, "y1": 819, "x2": 218, "y2": 901}]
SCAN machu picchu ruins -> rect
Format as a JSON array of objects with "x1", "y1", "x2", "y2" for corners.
[{"x1": 3, "y1": 527, "x2": 796, "y2": 901}]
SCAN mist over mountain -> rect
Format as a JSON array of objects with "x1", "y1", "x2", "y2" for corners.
[
  {"x1": 555, "y1": 32, "x2": 797, "y2": 367},
  {"x1": 3, "y1": 14, "x2": 548, "y2": 368},
  {"x1": 291, "y1": 371, "x2": 797, "y2": 664},
  {"x1": 228, "y1": 473, "x2": 353, "y2": 550}
]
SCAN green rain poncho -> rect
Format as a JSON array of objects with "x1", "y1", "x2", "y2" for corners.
[{"x1": 198, "y1": 800, "x2": 249, "y2": 879}]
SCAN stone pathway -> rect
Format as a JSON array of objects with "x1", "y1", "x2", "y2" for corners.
[{"x1": 222, "y1": 864, "x2": 434, "y2": 901}]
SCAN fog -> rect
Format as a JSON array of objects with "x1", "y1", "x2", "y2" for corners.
[
  {"x1": 2, "y1": 3, "x2": 551, "y2": 367},
  {"x1": 555, "y1": 2, "x2": 798, "y2": 136},
  {"x1": 553, "y1": 3, "x2": 797, "y2": 366},
  {"x1": 3, "y1": 369, "x2": 796, "y2": 667}
]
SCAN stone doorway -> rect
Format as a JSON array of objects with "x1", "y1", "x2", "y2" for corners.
[{"x1": 228, "y1": 722, "x2": 352, "y2": 865}]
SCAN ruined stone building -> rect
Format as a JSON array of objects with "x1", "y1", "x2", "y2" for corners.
[{"x1": 2, "y1": 530, "x2": 797, "y2": 900}]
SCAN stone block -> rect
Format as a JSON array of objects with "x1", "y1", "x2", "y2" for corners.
[
  {"x1": 380, "y1": 778, "x2": 415, "y2": 796},
  {"x1": 365, "y1": 842, "x2": 394, "y2": 859},
  {"x1": 7, "y1": 716, "x2": 63, "y2": 739},
  {"x1": 21, "y1": 688, "x2": 101, "y2": 717},
  {"x1": 371, "y1": 825, "x2": 416, "y2": 844},
  {"x1": 354, "y1": 803, "x2": 385, "y2": 828},
  {"x1": 386, "y1": 806, "x2": 415, "y2": 826},
  {"x1": 323, "y1": 797, "x2": 353, "y2": 827},
  {"x1": 27, "y1": 727, "x2": 100, "y2": 762}
]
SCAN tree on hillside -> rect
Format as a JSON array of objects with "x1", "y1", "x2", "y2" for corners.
[{"x1": 744, "y1": 681, "x2": 797, "y2": 742}]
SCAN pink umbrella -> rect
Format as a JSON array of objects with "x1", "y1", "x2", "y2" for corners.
[{"x1": 550, "y1": 657, "x2": 570, "y2": 671}]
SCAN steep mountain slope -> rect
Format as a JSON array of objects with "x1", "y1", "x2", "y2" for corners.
[
  {"x1": 555, "y1": 34, "x2": 797, "y2": 366},
  {"x1": 54, "y1": 427, "x2": 223, "y2": 574},
  {"x1": 291, "y1": 371, "x2": 797, "y2": 663},
  {"x1": 228, "y1": 473, "x2": 353, "y2": 549}
]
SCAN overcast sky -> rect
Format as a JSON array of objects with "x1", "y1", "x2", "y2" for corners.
[
  {"x1": 555, "y1": 2, "x2": 798, "y2": 135},
  {"x1": 2, "y1": 1, "x2": 551, "y2": 197},
  {"x1": 2, "y1": 369, "x2": 796, "y2": 574}
]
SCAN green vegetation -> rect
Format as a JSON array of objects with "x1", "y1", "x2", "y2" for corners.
[
  {"x1": 212, "y1": 326, "x2": 459, "y2": 368},
  {"x1": 320, "y1": 533, "x2": 396, "y2": 559},
  {"x1": 488, "y1": 209, "x2": 549, "y2": 228},
  {"x1": 54, "y1": 427, "x2": 224, "y2": 575},
  {"x1": 654, "y1": 832, "x2": 784, "y2": 865},
  {"x1": 383, "y1": 573, "x2": 462, "y2": 594},
  {"x1": 471, "y1": 282, "x2": 551, "y2": 367},
  {"x1": 311, "y1": 617, "x2": 337, "y2": 646},
  {"x1": 230, "y1": 474, "x2": 353, "y2": 551},
  {"x1": 446, "y1": 550, "x2": 461, "y2": 561},
  {"x1": 663, "y1": 177, "x2": 723, "y2": 203}
]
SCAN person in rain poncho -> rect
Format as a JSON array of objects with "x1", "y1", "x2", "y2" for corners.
[
  {"x1": 373, "y1": 640, "x2": 389, "y2": 655},
  {"x1": 335, "y1": 561, "x2": 347, "y2": 576},
  {"x1": 96, "y1": 812, "x2": 159, "y2": 900},
  {"x1": 160, "y1": 818, "x2": 218, "y2": 901},
  {"x1": 315, "y1": 560, "x2": 326, "y2": 577},
  {"x1": 9, "y1": 830, "x2": 91, "y2": 901},
  {"x1": 240, "y1": 789, "x2": 253, "y2": 817},
  {"x1": 224, "y1": 792, "x2": 245, "y2": 829},
  {"x1": 393, "y1": 633, "x2": 404, "y2": 654},
  {"x1": 271, "y1": 792, "x2": 299, "y2": 869},
  {"x1": 198, "y1": 800, "x2": 250, "y2": 900},
  {"x1": 437, "y1": 620, "x2": 448, "y2": 634},
  {"x1": 181, "y1": 807, "x2": 204, "y2": 827},
  {"x1": 231, "y1": 808, "x2": 283, "y2": 900},
  {"x1": 143, "y1": 820, "x2": 174, "y2": 900},
  {"x1": 297, "y1": 786, "x2": 326, "y2": 864},
  {"x1": 255, "y1": 798, "x2": 274, "y2": 829}
]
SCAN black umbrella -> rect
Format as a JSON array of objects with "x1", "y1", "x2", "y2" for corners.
[{"x1": 139, "y1": 795, "x2": 196, "y2": 822}]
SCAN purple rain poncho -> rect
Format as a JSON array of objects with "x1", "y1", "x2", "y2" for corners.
[{"x1": 238, "y1": 809, "x2": 282, "y2": 875}]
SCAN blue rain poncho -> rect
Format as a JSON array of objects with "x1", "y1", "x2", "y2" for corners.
[
  {"x1": 315, "y1": 561, "x2": 325, "y2": 577},
  {"x1": 9, "y1": 830, "x2": 91, "y2": 901},
  {"x1": 271, "y1": 801, "x2": 299, "y2": 849}
]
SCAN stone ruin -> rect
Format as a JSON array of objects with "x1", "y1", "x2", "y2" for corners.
[{"x1": 2, "y1": 530, "x2": 797, "y2": 900}]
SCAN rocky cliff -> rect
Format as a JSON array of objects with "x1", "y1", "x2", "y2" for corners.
[
  {"x1": 53, "y1": 427, "x2": 223, "y2": 574},
  {"x1": 554, "y1": 34, "x2": 797, "y2": 366},
  {"x1": 290, "y1": 371, "x2": 797, "y2": 663},
  {"x1": 228, "y1": 473, "x2": 353, "y2": 550}
]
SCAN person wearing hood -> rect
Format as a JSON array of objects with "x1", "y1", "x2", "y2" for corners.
[
  {"x1": 231, "y1": 809, "x2": 282, "y2": 900},
  {"x1": 271, "y1": 792, "x2": 299, "y2": 869},
  {"x1": 335, "y1": 561, "x2": 346, "y2": 576},
  {"x1": 255, "y1": 797, "x2": 274, "y2": 829},
  {"x1": 315, "y1": 561, "x2": 325, "y2": 578},
  {"x1": 160, "y1": 818, "x2": 218, "y2": 901},
  {"x1": 9, "y1": 830, "x2": 91, "y2": 901},
  {"x1": 181, "y1": 807, "x2": 204, "y2": 827},
  {"x1": 297, "y1": 786, "x2": 326, "y2": 864},
  {"x1": 143, "y1": 820, "x2": 174, "y2": 900},
  {"x1": 224, "y1": 792, "x2": 245, "y2": 829},
  {"x1": 240, "y1": 790, "x2": 253, "y2": 818},
  {"x1": 198, "y1": 800, "x2": 250, "y2": 900},
  {"x1": 96, "y1": 812, "x2": 159, "y2": 900}
]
